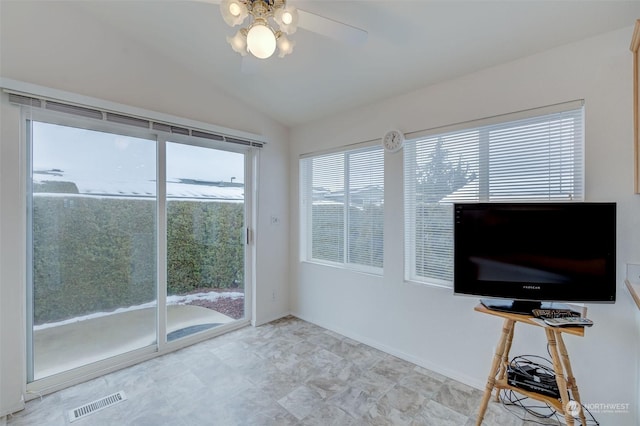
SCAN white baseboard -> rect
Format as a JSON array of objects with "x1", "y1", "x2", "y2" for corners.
[
  {"x1": 0, "y1": 398, "x2": 25, "y2": 419},
  {"x1": 253, "y1": 311, "x2": 292, "y2": 327}
]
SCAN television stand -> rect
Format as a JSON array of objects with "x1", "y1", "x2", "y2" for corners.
[{"x1": 474, "y1": 304, "x2": 587, "y2": 426}]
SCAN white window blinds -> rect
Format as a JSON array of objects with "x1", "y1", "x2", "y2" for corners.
[
  {"x1": 7, "y1": 92, "x2": 264, "y2": 148},
  {"x1": 300, "y1": 145, "x2": 384, "y2": 272},
  {"x1": 404, "y1": 102, "x2": 584, "y2": 285}
]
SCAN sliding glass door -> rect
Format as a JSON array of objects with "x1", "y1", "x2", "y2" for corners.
[
  {"x1": 27, "y1": 115, "x2": 251, "y2": 382},
  {"x1": 165, "y1": 142, "x2": 246, "y2": 341},
  {"x1": 28, "y1": 121, "x2": 157, "y2": 381}
]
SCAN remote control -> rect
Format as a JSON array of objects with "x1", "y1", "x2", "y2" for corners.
[{"x1": 543, "y1": 317, "x2": 593, "y2": 327}]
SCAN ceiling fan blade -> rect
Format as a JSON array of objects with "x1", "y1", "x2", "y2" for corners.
[{"x1": 297, "y1": 9, "x2": 367, "y2": 46}]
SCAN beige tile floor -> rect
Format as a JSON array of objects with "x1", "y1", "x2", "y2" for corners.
[{"x1": 6, "y1": 316, "x2": 561, "y2": 425}]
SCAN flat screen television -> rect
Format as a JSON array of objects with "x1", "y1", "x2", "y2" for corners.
[{"x1": 453, "y1": 202, "x2": 616, "y2": 314}]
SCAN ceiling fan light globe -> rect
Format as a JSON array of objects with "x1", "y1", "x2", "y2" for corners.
[
  {"x1": 277, "y1": 34, "x2": 294, "y2": 58},
  {"x1": 220, "y1": 0, "x2": 248, "y2": 26},
  {"x1": 229, "y1": 3, "x2": 241, "y2": 16},
  {"x1": 274, "y1": 6, "x2": 298, "y2": 34},
  {"x1": 227, "y1": 31, "x2": 248, "y2": 56},
  {"x1": 246, "y1": 24, "x2": 276, "y2": 59}
]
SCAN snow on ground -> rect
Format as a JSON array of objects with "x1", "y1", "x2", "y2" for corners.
[{"x1": 34, "y1": 291, "x2": 244, "y2": 331}]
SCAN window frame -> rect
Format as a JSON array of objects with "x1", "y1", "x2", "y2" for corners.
[{"x1": 300, "y1": 144, "x2": 385, "y2": 275}]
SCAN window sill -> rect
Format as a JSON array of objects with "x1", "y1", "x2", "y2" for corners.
[
  {"x1": 300, "y1": 260, "x2": 383, "y2": 277},
  {"x1": 403, "y1": 278, "x2": 453, "y2": 291}
]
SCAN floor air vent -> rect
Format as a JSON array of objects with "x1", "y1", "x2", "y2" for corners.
[{"x1": 67, "y1": 391, "x2": 127, "y2": 423}]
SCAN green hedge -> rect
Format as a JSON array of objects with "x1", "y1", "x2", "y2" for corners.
[
  {"x1": 32, "y1": 196, "x2": 244, "y2": 324},
  {"x1": 167, "y1": 201, "x2": 244, "y2": 294}
]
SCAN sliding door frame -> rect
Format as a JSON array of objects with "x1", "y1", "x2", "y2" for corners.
[{"x1": 24, "y1": 107, "x2": 257, "y2": 397}]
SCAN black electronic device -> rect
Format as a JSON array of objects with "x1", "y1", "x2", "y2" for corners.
[
  {"x1": 454, "y1": 202, "x2": 616, "y2": 315},
  {"x1": 532, "y1": 309, "x2": 580, "y2": 319},
  {"x1": 507, "y1": 364, "x2": 560, "y2": 399}
]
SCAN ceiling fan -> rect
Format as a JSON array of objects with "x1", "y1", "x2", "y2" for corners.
[{"x1": 196, "y1": 0, "x2": 368, "y2": 60}]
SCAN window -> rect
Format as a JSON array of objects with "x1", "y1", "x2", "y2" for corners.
[
  {"x1": 404, "y1": 101, "x2": 584, "y2": 285},
  {"x1": 300, "y1": 145, "x2": 384, "y2": 272}
]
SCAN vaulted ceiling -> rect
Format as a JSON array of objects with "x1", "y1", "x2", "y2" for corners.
[{"x1": 2, "y1": 1, "x2": 640, "y2": 127}]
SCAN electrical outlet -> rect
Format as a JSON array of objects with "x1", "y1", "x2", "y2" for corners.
[
  {"x1": 627, "y1": 263, "x2": 640, "y2": 284},
  {"x1": 270, "y1": 215, "x2": 280, "y2": 225}
]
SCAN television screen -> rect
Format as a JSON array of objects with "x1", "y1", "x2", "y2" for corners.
[{"x1": 453, "y1": 202, "x2": 616, "y2": 314}]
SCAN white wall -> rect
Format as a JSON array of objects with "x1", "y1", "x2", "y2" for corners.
[
  {"x1": 0, "y1": 94, "x2": 27, "y2": 418},
  {"x1": 290, "y1": 26, "x2": 640, "y2": 425},
  {"x1": 0, "y1": 2, "x2": 290, "y2": 416}
]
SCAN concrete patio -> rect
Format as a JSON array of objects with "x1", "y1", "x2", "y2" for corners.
[{"x1": 33, "y1": 305, "x2": 234, "y2": 379}]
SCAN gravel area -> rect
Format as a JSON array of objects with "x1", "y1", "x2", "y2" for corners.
[{"x1": 186, "y1": 289, "x2": 245, "y2": 320}]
